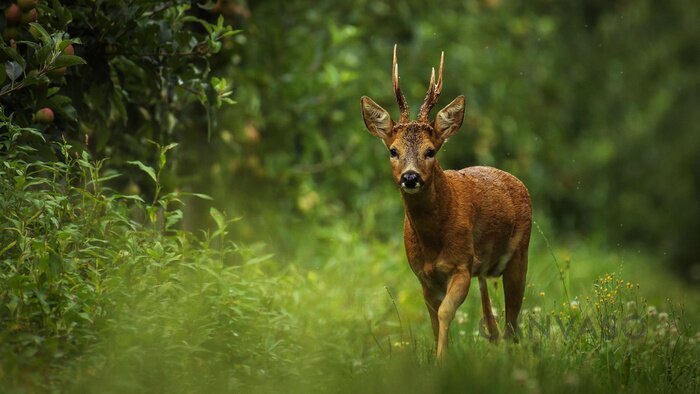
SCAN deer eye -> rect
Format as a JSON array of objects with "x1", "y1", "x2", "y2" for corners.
[
  {"x1": 389, "y1": 148, "x2": 399, "y2": 158},
  {"x1": 425, "y1": 148, "x2": 436, "y2": 158}
]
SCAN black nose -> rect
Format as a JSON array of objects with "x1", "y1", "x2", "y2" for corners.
[{"x1": 400, "y1": 171, "x2": 422, "y2": 188}]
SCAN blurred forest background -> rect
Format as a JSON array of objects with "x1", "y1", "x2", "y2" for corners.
[
  {"x1": 1, "y1": 0, "x2": 699, "y2": 392},
  {"x1": 207, "y1": 0, "x2": 700, "y2": 280},
  {"x1": 5, "y1": 0, "x2": 696, "y2": 277}
]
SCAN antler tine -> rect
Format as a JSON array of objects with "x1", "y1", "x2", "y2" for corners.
[
  {"x1": 436, "y1": 51, "x2": 444, "y2": 95},
  {"x1": 392, "y1": 44, "x2": 410, "y2": 123},
  {"x1": 418, "y1": 51, "x2": 445, "y2": 122},
  {"x1": 428, "y1": 67, "x2": 435, "y2": 91}
]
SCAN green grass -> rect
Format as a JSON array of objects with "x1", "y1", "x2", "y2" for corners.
[
  {"x1": 1, "y1": 132, "x2": 698, "y2": 393},
  {"x1": 54, "y1": 225, "x2": 700, "y2": 393}
]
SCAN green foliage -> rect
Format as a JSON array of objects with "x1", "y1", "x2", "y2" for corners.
[
  {"x1": 215, "y1": 0, "x2": 700, "y2": 277},
  {"x1": 1, "y1": 125, "x2": 697, "y2": 392},
  {"x1": 1, "y1": 94, "x2": 698, "y2": 394},
  {"x1": 0, "y1": 0, "x2": 236, "y2": 156},
  {"x1": 0, "y1": 121, "x2": 295, "y2": 388},
  {"x1": 0, "y1": 1, "x2": 699, "y2": 393}
]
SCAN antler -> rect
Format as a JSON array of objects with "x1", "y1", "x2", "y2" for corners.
[
  {"x1": 393, "y1": 44, "x2": 410, "y2": 123},
  {"x1": 418, "y1": 51, "x2": 444, "y2": 122}
]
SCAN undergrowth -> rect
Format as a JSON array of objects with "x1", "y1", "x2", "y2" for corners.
[{"x1": 1, "y1": 119, "x2": 699, "y2": 393}]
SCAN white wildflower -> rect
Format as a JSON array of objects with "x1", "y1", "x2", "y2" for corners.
[
  {"x1": 647, "y1": 306, "x2": 657, "y2": 317},
  {"x1": 393, "y1": 341, "x2": 409, "y2": 349},
  {"x1": 456, "y1": 311, "x2": 467, "y2": 324},
  {"x1": 669, "y1": 325, "x2": 678, "y2": 336}
]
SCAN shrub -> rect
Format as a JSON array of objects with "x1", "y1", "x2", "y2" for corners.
[
  {"x1": 0, "y1": 0, "x2": 236, "y2": 161},
  {"x1": 0, "y1": 119, "x2": 302, "y2": 389}
]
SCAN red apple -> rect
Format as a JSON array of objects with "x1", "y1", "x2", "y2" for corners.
[
  {"x1": 4, "y1": 4, "x2": 21, "y2": 25},
  {"x1": 63, "y1": 43, "x2": 74, "y2": 55},
  {"x1": 20, "y1": 7, "x2": 36, "y2": 24},
  {"x1": 47, "y1": 67, "x2": 66, "y2": 79},
  {"x1": 35, "y1": 108, "x2": 54, "y2": 124}
]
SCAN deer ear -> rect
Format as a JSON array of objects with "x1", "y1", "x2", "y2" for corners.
[
  {"x1": 361, "y1": 96, "x2": 393, "y2": 141},
  {"x1": 434, "y1": 95, "x2": 465, "y2": 141}
]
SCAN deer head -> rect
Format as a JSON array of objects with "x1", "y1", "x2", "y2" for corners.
[{"x1": 361, "y1": 45, "x2": 465, "y2": 194}]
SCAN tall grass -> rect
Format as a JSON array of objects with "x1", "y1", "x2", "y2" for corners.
[{"x1": 1, "y1": 122, "x2": 698, "y2": 393}]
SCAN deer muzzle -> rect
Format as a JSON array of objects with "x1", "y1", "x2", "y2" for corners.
[{"x1": 400, "y1": 171, "x2": 423, "y2": 193}]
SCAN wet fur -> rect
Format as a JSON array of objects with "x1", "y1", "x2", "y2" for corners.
[{"x1": 362, "y1": 66, "x2": 532, "y2": 360}]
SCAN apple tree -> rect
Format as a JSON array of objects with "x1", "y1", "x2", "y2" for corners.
[{"x1": 0, "y1": 0, "x2": 236, "y2": 159}]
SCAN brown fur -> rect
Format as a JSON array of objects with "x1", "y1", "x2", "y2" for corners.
[{"x1": 361, "y1": 48, "x2": 532, "y2": 361}]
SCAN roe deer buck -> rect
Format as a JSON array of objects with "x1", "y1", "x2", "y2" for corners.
[{"x1": 361, "y1": 46, "x2": 532, "y2": 360}]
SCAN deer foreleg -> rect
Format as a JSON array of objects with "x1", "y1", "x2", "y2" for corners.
[
  {"x1": 436, "y1": 270, "x2": 471, "y2": 361},
  {"x1": 422, "y1": 284, "x2": 442, "y2": 348}
]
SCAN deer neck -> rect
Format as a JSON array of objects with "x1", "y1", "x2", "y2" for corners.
[{"x1": 401, "y1": 163, "x2": 452, "y2": 249}]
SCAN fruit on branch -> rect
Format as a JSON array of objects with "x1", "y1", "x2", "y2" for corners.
[
  {"x1": 47, "y1": 67, "x2": 66, "y2": 79},
  {"x1": 21, "y1": 7, "x2": 37, "y2": 24},
  {"x1": 35, "y1": 107, "x2": 54, "y2": 124},
  {"x1": 4, "y1": 4, "x2": 21, "y2": 25}
]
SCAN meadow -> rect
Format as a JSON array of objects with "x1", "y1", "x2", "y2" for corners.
[
  {"x1": 1, "y1": 1, "x2": 699, "y2": 393},
  {"x1": 1, "y1": 131, "x2": 698, "y2": 393}
]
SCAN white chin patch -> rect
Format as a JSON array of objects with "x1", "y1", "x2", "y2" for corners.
[{"x1": 401, "y1": 184, "x2": 422, "y2": 194}]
